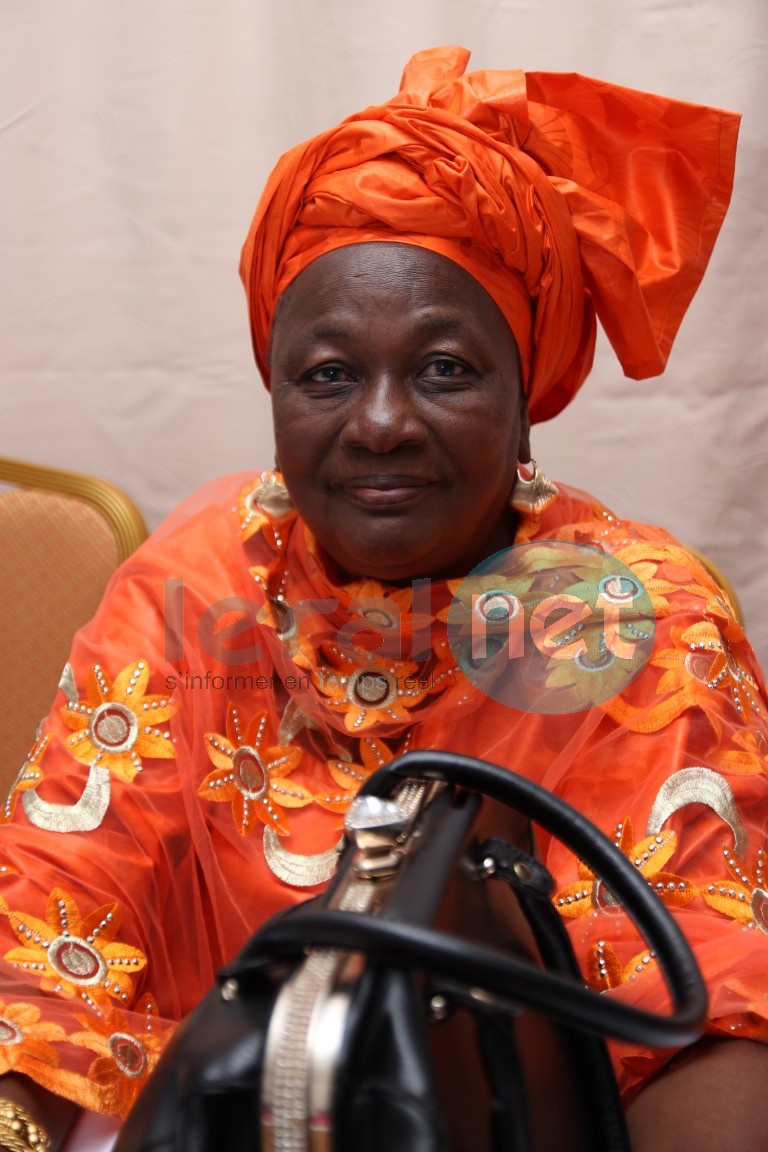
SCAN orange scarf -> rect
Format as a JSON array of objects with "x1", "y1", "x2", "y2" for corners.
[{"x1": 240, "y1": 46, "x2": 739, "y2": 421}]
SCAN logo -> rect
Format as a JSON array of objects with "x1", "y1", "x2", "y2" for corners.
[
  {"x1": 446, "y1": 541, "x2": 655, "y2": 714},
  {"x1": 163, "y1": 541, "x2": 655, "y2": 715}
]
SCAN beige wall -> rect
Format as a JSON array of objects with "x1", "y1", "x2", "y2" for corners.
[{"x1": 2, "y1": 0, "x2": 767, "y2": 667}]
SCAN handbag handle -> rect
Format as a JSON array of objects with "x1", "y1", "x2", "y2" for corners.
[{"x1": 227, "y1": 750, "x2": 706, "y2": 1049}]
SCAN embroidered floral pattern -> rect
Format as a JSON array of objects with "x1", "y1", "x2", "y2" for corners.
[
  {"x1": 701, "y1": 844, "x2": 768, "y2": 934},
  {"x1": 586, "y1": 940, "x2": 659, "y2": 991},
  {"x1": 654, "y1": 622, "x2": 762, "y2": 724},
  {"x1": 713, "y1": 729, "x2": 768, "y2": 777},
  {"x1": 311, "y1": 645, "x2": 438, "y2": 732},
  {"x1": 437, "y1": 572, "x2": 534, "y2": 683},
  {"x1": 60, "y1": 662, "x2": 174, "y2": 781},
  {"x1": 438, "y1": 572, "x2": 532, "y2": 628},
  {"x1": 605, "y1": 619, "x2": 765, "y2": 735},
  {"x1": 314, "y1": 737, "x2": 394, "y2": 815},
  {"x1": 340, "y1": 580, "x2": 435, "y2": 661},
  {"x1": 610, "y1": 557, "x2": 682, "y2": 620},
  {"x1": 613, "y1": 543, "x2": 737, "y2": 623},
  {"x1": 70, "y1": 994, "x2": 170, "y2": 1116},
  {"x1": 0, "y1": 997, "x2": 67, "y2": 1076},
  {"x1": 199, "y1": 704, "x2": 309, "y2": 837},
  {"x1": 3, "y1": 888, "x2": 147, "y2": 1005},
  {"x1": 2, "y1": 733, "x2": 50, "y2": 823},
  {"x1": 554, "y1": 817, "x2": 696, "y2": 918}
]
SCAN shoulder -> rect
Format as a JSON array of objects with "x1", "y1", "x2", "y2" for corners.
[
  {"x1": 112, "y1": 471, "x2": 265, "y2": 579},
  {"x1": 539, "y1": 481, "x2": 685, "y2": 550},
  {"x1": 532, "y1": 483, "x2": 748, "y2": 654},
  {"x1": 542, "y1": 482, "x2": 734, "y2": 608},
  {"x1": 546, "y1": 487, "x2": 766, "y2": 732},
  {"x1": 148, "y1": 471, "x2": 263, "y2": 543},
  {"x1": 75, "y1": 471, "x2": 271, "y2": 647}
]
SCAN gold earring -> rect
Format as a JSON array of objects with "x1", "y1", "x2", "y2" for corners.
[{"x1": 509, "y1": 459, "x2": 558, "y2": 517}]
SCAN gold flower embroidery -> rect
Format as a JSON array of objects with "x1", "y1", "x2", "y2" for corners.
[
  {"x1": 3, "y1": 888, "x2": 147, "y2": 1005},
  {"x1": 60, "y1": 662, "x2": 174, "y2": 781},
  {"x1": 311, "y1": 646, "x2": 435, "y2": 732},
  {"x1": 701, "y1": 844, "x2": 768, "y2": 933},
  {"x1": 554, "y1": 818, "x2": 696, "y2": 918},
  {"x1": 605, "y1": 621, "x2": 764, "y2": 735},
  {"x1": 70, "y1": 994, "x2": 170, "y2": 1116},
  {"x1": 610, "y1": 557, "x2": 679, "y2": 620},
  {"x1": 2, "y1": 732, "x2": 50, "y2": 822},
  {"x1": 437, "y1": 572, "x2": 534, "y2": 670},
  {"x1": 315, "y1": 737, "x2": 394, "y2": 815},
  {"x1": 613, "y1": 543, "x2": 736, "y2": 622},
  {"x1": 199, "y1": 705, "x2": 309, "y2": 837},
  {"x1": 713, "y1": 729, "x2": 768, "y2": 777},
  {"x1": 340, "y1": 580, "x2": 435, "y2": 662},
  {"x1": 0, "y1": 997, "x2": 67, "y2": 1076},
  {"x1": 658, "y1": 622, "x2": 762, "y2": 719},
  {"x1": 586, "y1": 940, "x2": 659, "y2": 991}
]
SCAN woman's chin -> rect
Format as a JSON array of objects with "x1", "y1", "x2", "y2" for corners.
[{"x1": 320, "y1": 538, "x2": 439, "y2": 584}]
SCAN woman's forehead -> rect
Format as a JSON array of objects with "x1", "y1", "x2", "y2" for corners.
[{"x1": 270, "y1": 242, "x2": 516, "y2": 345}]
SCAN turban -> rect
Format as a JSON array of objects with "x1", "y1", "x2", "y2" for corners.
[{"x1": 240, "y1": 46, "x2": 739, "y2": 422}]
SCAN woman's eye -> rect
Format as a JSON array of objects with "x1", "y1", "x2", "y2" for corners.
[
  {"x1": 423, "y1": 357, "x2": 468, "y2": 378},
  {"x1": 306, "y1": 364, "x2": 353, "y2": 384}
]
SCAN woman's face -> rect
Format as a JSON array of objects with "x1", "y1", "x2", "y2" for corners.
[{"x1": 269, "y1": 243, "x2": 530, "y2": 582}]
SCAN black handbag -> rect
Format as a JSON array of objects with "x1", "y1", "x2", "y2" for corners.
[{"x1": 116, "y1": 750, "x2": 706, "y2": 1152}]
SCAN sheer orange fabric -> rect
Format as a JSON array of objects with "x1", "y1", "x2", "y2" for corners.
[
  {"x1": 240, "y1": 46, "x2": 739, "y2": 421},
  {"x1": 1, "y1": 472, "x2": 767, "y2": 1115}
]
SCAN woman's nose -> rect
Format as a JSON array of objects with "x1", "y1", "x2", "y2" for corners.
[{"x1": 341, "y1": 377, "x2": 426, "y2": 453}]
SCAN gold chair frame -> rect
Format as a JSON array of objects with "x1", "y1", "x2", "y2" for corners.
[
  {"x1": 0, "y1": 458, "x2": 149, "y2": 788},
  {"x1": 0, "y1": 457, "x2": 147, "y2": 562}
]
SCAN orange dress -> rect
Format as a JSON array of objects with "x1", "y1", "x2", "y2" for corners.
[{"x1": 1, "y1": 470, "x2": 766, "y2": 1116}]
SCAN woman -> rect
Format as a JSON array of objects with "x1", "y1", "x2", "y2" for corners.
[{"x1": 1, "y1": 46, "x2": 767, "y2": 1151}]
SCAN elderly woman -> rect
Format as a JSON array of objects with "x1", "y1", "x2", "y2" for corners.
[{"x1": 1, "y1": 46, "x2": 767, "y2": 1152}]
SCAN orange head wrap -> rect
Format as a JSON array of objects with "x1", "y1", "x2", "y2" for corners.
[{"x1": 240, "y1": 46, "x2": 739, "y2": 422}]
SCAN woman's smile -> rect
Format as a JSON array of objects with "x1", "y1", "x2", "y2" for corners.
[{"x1": 337, "y1": 474, "x2": 435, "y2": 508}]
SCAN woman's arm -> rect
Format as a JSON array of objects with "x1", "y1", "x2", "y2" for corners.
[
  {"x1": 626, "y1": 1038, "x2": 768, "y2": 1152},
  {"x1": 0, "y1": 1074, "x2": 79, "y2": 1152}
]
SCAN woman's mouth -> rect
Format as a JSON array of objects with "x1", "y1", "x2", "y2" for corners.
[{"x1": 340, "y1": 477, "x2": 435, "y2": 507}]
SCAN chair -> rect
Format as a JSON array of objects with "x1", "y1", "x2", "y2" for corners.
[{"x1": 0, "y1": 458, "x2": 148, "y2": 794}]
